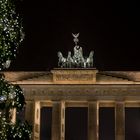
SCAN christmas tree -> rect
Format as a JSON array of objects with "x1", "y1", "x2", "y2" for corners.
[{"x1": 0, "y1": 0, "x2": 32, "y2": 139}]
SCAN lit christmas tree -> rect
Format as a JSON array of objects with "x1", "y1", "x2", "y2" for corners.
[{"x1": 0, "y1": 0, "x2": 32, "y2": 139}]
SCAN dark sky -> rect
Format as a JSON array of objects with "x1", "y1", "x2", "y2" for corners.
[{"x1": 9, "y1": 0, "x2": 140, "y2": 71}]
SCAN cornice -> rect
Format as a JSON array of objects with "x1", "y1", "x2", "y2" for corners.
[{"x1": 2, "y1": 71, "x2": 140, "y2": 84}]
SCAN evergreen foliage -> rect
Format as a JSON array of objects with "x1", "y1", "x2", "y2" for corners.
[
  {"x1": 0, "y1": 0, "x2": 32, "y2": 139},
  {"x1": 0, "y1": 0, "x2": 24, "y2": 70}
]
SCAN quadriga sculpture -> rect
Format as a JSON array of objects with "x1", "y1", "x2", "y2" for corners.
[{"x1": 57, "y1": 33, "x2": 94, "y2": 68}]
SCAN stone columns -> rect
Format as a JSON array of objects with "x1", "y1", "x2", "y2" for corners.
[
  {"x1": 88, "y1": 101, "x2": 99, "y2": 140},
  {"x1": 52, "y1": 101, "x2": 65, "y2": 140},
  {"x1": 25, "y1": 101, "x2": 35, "y2": 140},
  {"x1": 33, "y1": 101, "x2": 41, "y2": 140},
  {"x1": 11, "y1": 108, "x2": 16, "y2": 123},
  {"x1": 115, "y1": 101, "x2": 125, "y2": 140},
  {"x1": 25, "y1": 101, "x2": 34, "y2": 125},
  {"x1": 60, "y1": 101, "x2": 65, "y2": 140}
]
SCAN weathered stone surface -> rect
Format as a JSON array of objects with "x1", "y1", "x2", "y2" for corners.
[
  {"x1": 21, "y1": 84, "x2": 140, "y2": 101},
  {"x1": 88, "y1": 102, "x2": 99, "y2": 140},
  {"x1": 115, "y1": 101, "x2": 125, "y2": 140},
  {"x1": 2, "y1": 71, "x2": 140, "y2": 84},
  {"x1": 101, "y1": 71, "x2": 140, "y2": 82},
  {"x1": 51, "y1": 68, "x2": 98, "y2": 84}
]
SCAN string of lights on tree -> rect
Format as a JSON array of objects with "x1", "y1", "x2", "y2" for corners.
[
  {"x1": 0, "y1": 0, "x2": 32, "y2": 139},
  {"x1": 0, "y1": 0, "x2": 24, "y2": 70}
]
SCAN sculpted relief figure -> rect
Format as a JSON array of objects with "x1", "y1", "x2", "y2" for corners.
[
  {"x1": 66, "y1": 51, "x2": 74, "y2": 68},
  {"x1": 72, "y1": 33, "x2": 85, "y2": 67},
  {"x1": 57, "y1": 33, "x2": 94, "y2": 68},
  {"x1": 58, "y1": 51, "x2": 66, "y2": 68},
  {"x1": 72, "y1": 33, "x2": 79, "y2": 45},
  {"x1": 73, "y1": 45, "x2": 84, "y2": 67},
  {"x1": 86, "y1": 51, "x2": 94, "y2": 67}
]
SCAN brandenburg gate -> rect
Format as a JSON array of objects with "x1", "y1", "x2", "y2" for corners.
[
  {"x1": 5, "y1": 70, "x2": 140, "y2": 140},
  {"x1": 5, "y1": 33, "x2": 140, "y2": 140}
]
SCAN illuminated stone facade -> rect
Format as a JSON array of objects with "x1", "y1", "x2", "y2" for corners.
[{"x1": 4, "y1": 70, "x2": 140, "y2": 140}]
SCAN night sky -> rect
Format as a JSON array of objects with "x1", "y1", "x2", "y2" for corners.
[
  {"x1": 9, "y1": 0, "x2": 140, "y2": 71},
  {"x1": 11, "y1": 0, "x2": 140, "y2": 140}
]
